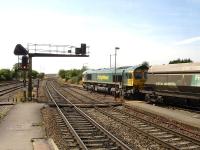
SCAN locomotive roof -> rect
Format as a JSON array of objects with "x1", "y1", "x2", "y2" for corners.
[
  {"x1": 149, "y1": 62, "x2": 200, "y2": 73},
  {"x1": 83, "y1": 64, "x2": 148, "y2": 74}
]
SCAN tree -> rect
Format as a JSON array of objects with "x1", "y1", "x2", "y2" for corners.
[
  {"x1": 58, "y1": 66, "x2": 88, "y2": 84},
  {"x1": 142, "y1": 61, "x2": 150, "y2": 68},
  {"x1": 32, "y1": 70, "x2": 39, "y2": 79},
  {"x1": 58, "y1": 69, "x2": 66, "y2": 79},
  {"x1": 37, "y1": 73, "x2": 45, "y2": 79},
  {"x1": 12, "y1": 63, "x2": 21, "y2": 80},
  {"x1": 169, "y1": 58, "x2": 193, "y2": 64},
  {"x1": 0, "y1": 69, "x2": 12, "y2": 81},
  {"x1": 81, "y1": 66, "x2": 88, "y2": 72}
]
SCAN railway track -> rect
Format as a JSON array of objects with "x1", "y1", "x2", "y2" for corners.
[
  {"x1": 46, "y1": 81, "x2": 131, "y2": 149},
  {"x1": 0, "y1": 85, "x2": 23, "y2": 96},
  {"x1": 160, "y1": 104, "x2": 200, "y2": 114},
  {"x1": 53, "y1": 81, "x2": 120, "y2": 106},
  {"x1": 0, "y1": 81, "x2": 21, "y2": 87},
  {"x1": 0, "y1": 81, "x2": 24, "y2": 97},
  {"x1": 96, "y1": 107, "x2": 200, "y2": 149},
  {"x1": 64, "y1": 82, "x2": 200, "y2": 113},
  {"x1": 63, "y1": 86, "x2": 104, "y2": 104},
  {"x1": 123, "y1": 104, "x2": 200, "y2": 138},
  {"x1": 61, "y1": 83, "x2": 200, "y2": 149}
]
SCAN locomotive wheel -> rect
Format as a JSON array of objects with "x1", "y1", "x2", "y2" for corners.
[{"x1": 145, "y1": 94, "x2": 151, "y2": 103}]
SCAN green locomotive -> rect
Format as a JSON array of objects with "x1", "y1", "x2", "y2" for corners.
[{"x1": 82, "y1": 64, "x2": 149, "y2": 97}]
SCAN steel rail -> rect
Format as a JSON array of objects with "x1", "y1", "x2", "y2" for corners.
[
  {"x1": 49, "y1": 81, "x2": 132, "y2": 150},
  {"x1": 45, "y1": 83, "x2": 88, "y2": 150},
  {"x1": 0, "y1": 85, "x2": 23, "y2": 92},
  {"x1": 124, "y1": 104, "x2": 200, "y2": 137},
  {"x1": 66, "y1": 84, "x2": 200, "y2": 142},
  {"x1": 61, "y1": 83, "x2": 107, "y2": 104},
  {"x1": 96, "y1": 107, "x2": 178, "y2": 149},
  {"x1": 63, "y1": 87, "x2": 101, "y2": 104},
  {"x1": 112, "y1": 107, "x2": 200, "y2": 145},
  {"x1": 97, "y1": 107, "x2": 200, "y2": 150},
  {"x1": 0, "y1": 81, "x2": 22, "y2": 87},
  {"x1": 64, "y1": 84, "x2": 200, "y2": 149},
  {"x1": 0, "y1": 85, "x2": 23, "y2": 96}
]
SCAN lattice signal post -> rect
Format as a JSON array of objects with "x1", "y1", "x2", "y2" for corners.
[{"x1": 14, "y1": 43, "x2": 89, "y2": 101}]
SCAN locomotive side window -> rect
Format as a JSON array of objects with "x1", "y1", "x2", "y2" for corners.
[
  {"x1": 125, "y1": 73, "x2": 132, "y2": 79},
  {"x1": 86, "y1": 74, "x2": 92, "y2": 80},
  {"x1": 128, "y1": 73, "x2": 132, "y2": 79},
  {"x1": 113, "y1": 75, "x2": 122, "y2": 82}
]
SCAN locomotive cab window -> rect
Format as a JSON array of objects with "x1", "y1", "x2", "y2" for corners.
[
  {"x1": 134, "y1": 71, "x2": 142, "y2": 79},
  {"x1": 86, "y1": 74, "x2": 92, "y2": 80},
  {"x1": 126, "y1": 73, "x2": 132, "y2": 79}
]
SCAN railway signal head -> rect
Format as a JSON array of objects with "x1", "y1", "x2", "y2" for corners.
[
  {"x1": 75, "y1": 43, "x2": 87, "y2": 55},
  {"x1": 75, "y1": 48, "x2": 81, "y2": 55},
  {"x1": 21, "y1": 55, "x2": 28, "y2": 69},
  {"x1": 14, "y1": 44, "x2": 28, "y2": 55},
  {"x1": 81, "y1": 43, "x2": 86, "y2": 55}
]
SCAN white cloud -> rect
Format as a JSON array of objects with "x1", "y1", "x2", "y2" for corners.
[{"x1": 175, "y1": 36, "x2": 200, "y2": 45}]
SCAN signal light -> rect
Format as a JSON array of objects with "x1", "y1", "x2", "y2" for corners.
[
  {"x1": 75, "y1": 48, "x2": 81, "y2": 55},
  {"x1": 75, "y1": 43, "x2": 87, "y2": 55},
  {"x1": 21, "y1": 55, "x2": 28, "y2": 69},
  {"x1": 81, "y1": 43, "x2": 86, "y2": 55}
]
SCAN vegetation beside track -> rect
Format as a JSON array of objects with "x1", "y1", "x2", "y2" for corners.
[{"x1": 58, "y1": 66, "x2": 87, "y2": 84}]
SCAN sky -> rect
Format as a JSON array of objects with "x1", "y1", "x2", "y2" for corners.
[{"x1": 0, "y1": 0, "x2": 200, "y2": 73}]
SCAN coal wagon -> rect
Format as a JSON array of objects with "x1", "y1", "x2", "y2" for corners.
[{"x1": 142, "y1": 63, "x2": 200, "y2": 106}]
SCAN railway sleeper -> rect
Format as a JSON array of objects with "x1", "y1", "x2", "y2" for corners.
[
  {"x1": 77, "y1": 132, "x2": 94, "y2": 136},
  {"x1": 66, "y1": 142, "x2": 78, "y2": 147},
  {"x1": 62, "y1": 135, "x2": 74, "y2": 141},
  {"x1": 146, "y1": 129, "x2": 160, "y2": 132},
  {"x1": 156, "y1": 136, "x2": 179, "y2": 142},
  {"x1": 60, "y1": 129, "x2": 69, "y2": 132},
  {"x1": 75, "y1": 129, "x2": 97, "y2": 132},
  {"x1": 72, "y1": 124, "x2": 94, "y2": 128},
  {"x1": 69, "y1": 121, "x2": 90, "y2": 124},
  {"x1": 171, "y1": 141, "x2": 190, "y2": 146},
  {"x1": 138, "y1": 126, "x2": 154, "y2": 130},
  {"x1": 138, "y1": 124, "x2": 148, "y2": 127},
  {"x1": 83, "y1": 139, "x2": 109, "y2": 143},
  {"x1": 181, "y1": 145, "x2": 200, "y2": 150},
  {"x1": 151, "y1": 132, "x2": 167, "y2": 136},
  {"x1": 62, "y1": 131, "x2": 71, "y2": 135},
  {"x1": 66, "y1": 116, "x2": 87, "y2": 120},
  {"x1": 58, "y1": 124, "x2": 66, "y2": 127},
  {"x1": 118, "y1": 116, "x2": 129, "y2": 120},
  {"x1": 133, "y1": 120, "x2": 142, "y2": 124},
  {"x1": 67, "y1": 117, "x2": 85, "y2": 120},
  {"x1": 55, "y1": 119, "x2": 63, "y2": 123},
  {"x1": 180, "y1": 144, "x2": 200, "y2": 150},
  {"x1": 73, "y1": 126, "x2": 95, "y2": 130},
  {"x1": 80, "y1": 135, "x2": 106, "y2": 140},
  {"x1": 68, "y1": 119, "x2": 88, "y2": 121},
  {"x1": 84, "y1": 143, "x2": 105, "y2": 148},
  {"x1": 135, "y1": 122, "x2": 145, "y2": 125}
]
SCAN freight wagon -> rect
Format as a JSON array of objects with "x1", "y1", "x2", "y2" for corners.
[{"x1": 142, "y1": 63, "x2": 200, "y2": 106}]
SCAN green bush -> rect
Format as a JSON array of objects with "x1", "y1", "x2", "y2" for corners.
[{"x1": 58, "y1": 66, "x2": 87, "y2": 84}]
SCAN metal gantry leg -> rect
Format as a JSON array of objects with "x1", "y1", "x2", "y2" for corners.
[{"x1": 28, "y1": 56, "x2": 32, "y2": 101}]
